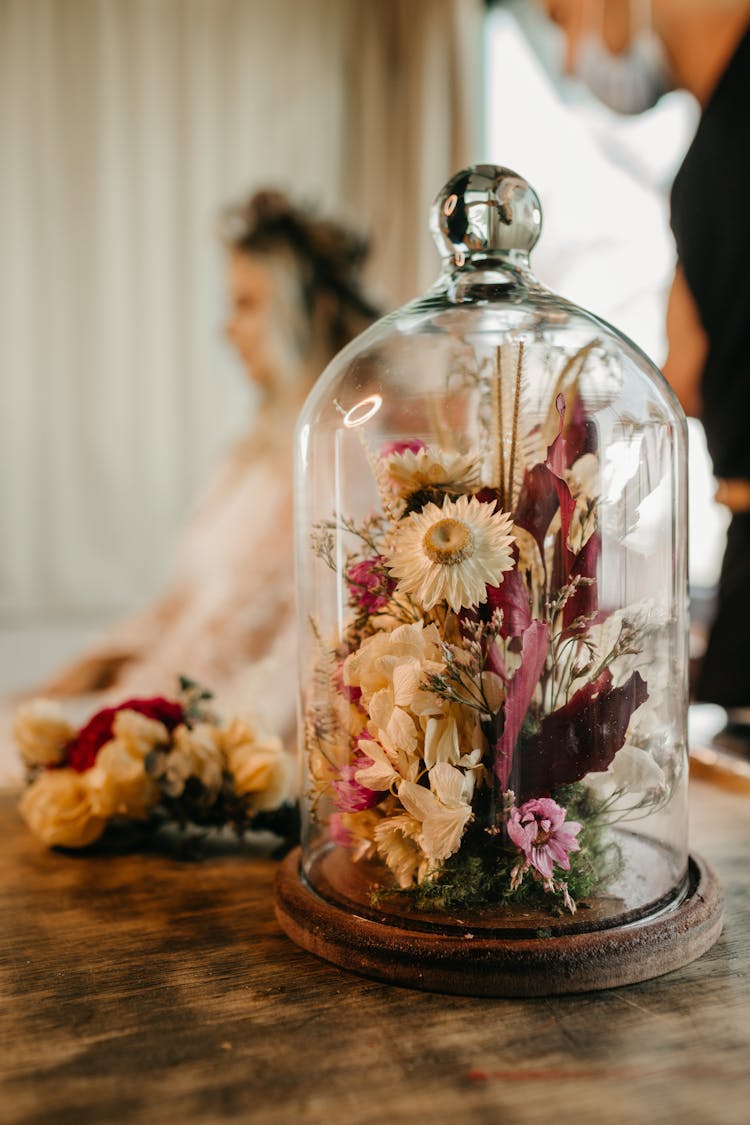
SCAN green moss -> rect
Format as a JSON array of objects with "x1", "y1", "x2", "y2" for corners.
[{"x1": 372, "y1": 783, "x2": 622, "y2": 915}]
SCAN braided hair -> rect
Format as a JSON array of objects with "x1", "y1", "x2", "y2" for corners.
[{"x1": 223, "y1": 189, "x2": 380, "y2": 358}]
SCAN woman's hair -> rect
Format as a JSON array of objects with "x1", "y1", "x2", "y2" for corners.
[{"x1": 223, "y1": 189, "x2": 381, "y2": 357}]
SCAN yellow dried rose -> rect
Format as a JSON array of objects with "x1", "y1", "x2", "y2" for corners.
[
  {"x1": 111, "y1": 709, "x2": 170, "y2": 759},
  {"x1": 19, "y1": 769, "x2": 107, "y2": 848},
  {"x1": 87, "y1": 739, "x2": 160, "y2": 819},
  {"x1": 222, "y1": 719, "x2": 290, "y2": 812},
  {"x1": 13, "y1": 699, "x2": 75, "y2": 767}
]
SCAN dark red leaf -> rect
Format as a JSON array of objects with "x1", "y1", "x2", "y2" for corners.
[
  {"x1": 487, "y1": 568, "x2": 532, "y2": 638},
  {"x1": 514, "y1": 670, "x2": 648, "y2": 801},
  {"x1": 562, "y1": 532, "x2": 601, "y2": 630},
  {"x1": 514, "y1": 463, "x2": 561, "y2": 563}
]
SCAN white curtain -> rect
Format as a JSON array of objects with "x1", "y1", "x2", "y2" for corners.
[
  {"x1": 0, "y1": 0, "x2": 481, "y2": 624},
  {"x1": 345, "y1": 0, "x2": 483, "y2": 305}
]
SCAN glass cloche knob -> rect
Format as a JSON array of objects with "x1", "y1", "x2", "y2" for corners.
[{"x1": 431, "y1": 163, "x2": 542, "y2": 265}]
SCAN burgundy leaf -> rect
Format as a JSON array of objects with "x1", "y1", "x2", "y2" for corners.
[
  {"x1": 515, "y1": 670, "x2": 648, "y2": 801},
  {"x1": 564, "y1": 395, "x2": 598, "y2": 465},
  {"x1": 562, "y1": 532, "x2": 601, "y2": 630},
  {"x1": 487, "y1": 568, "x2": 532, "y2": 638},
  {"x1": 546, "y1": 393, "x2": 568, "y2": 476},
  {"x1": 544, "y1": 400, "x2": 577, "y2": 574},
  {"x1": 514, "y1": 463, "x2": 560, "y2": 563},
  {"x1": 475, "y1": 486, "x2": 502, "y2": 506},
  {"x1": 513, "y1": 396, "x2": 576, "y2": 577},
  {"x1": 494, "y1": 620, "x2": 550, "y2": 789},
  {"x1": 486, "y1": 641, "x2": 508, "y2": 682}
]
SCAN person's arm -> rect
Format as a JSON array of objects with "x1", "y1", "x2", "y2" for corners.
[{"x1": 662, "y1": 264, "x2": 708, "y2": 418}]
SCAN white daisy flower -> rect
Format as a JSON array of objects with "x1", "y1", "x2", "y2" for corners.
[
  {"x1": 385, "y1": 446, "x2": 481, "y2": 497},
  {"x1": 387, "y1": 494, "x2": 515, "y2": 612}
]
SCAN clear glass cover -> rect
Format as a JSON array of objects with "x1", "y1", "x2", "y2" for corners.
[{"x1": 295, "y1": 165, "x2": 688, "y2": 934}]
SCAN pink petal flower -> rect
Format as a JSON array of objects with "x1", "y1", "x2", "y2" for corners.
[
  {"x1": 332, "y1": 752, "x2": 382, "y2": 812},
  {"x1": 507, "y1": 797, "x2": 581, "y2": 884},
  {"x1": 380, "y1": 439, "x2": 425, "y2": 457},
  {"x1": 335, "y1": 661, "x2": 362, "y2": 703},
  {"x1": 346, "y1": 557, "x2": 396, "y2": 614},
  {"x1": 329, "y1": 813, "x2": 353, "y2": 847}
]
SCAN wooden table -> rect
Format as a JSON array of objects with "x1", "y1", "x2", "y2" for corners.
[{"x1": 1, "y1": 781, "x2": 748, "y2": 1125}]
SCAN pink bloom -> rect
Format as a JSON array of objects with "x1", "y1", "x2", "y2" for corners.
[
  {"x1": 334, "y1": 661, "x2": 362, "y2": 703},
  {"x1": 329, "y1": 813, "x2": 353, "y2": 847},
  {"x1": 507, "y1": 797, "x2": 581, "y2": 882},
  {"x1": 380, "y1": 438, "x2": 425, "y2": 458},
  {"x1": 346, "y1": 557, "x2": 396, "y2": 614},
  {"x1": 332, "y1": 752, "x2": 382, "y2": 812}
]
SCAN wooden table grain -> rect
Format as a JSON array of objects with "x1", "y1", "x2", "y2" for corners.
[{"x1": 1, "y1": 781, "x2": 748, "y2": 1125}]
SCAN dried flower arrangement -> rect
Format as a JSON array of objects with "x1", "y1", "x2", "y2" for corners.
[
  {"x1": 15, "y1": 679, "x2": 298, "y2": 852},
  {"x1": 306, "y1": 343, "x2": 673, "y2": 914}
]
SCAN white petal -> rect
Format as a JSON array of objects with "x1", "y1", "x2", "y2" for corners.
[
  {"x1": 398, "y1": 780, "x2": 439, "y2": 822},
  {"x1": 419, "y1": 804, "x2": 471, "y2": 861},
  {"x1": 610, "y1": 743, "x2": 665, "y2": 790},
  {"x1": 354, "y1": 747, "x2": 398, "y2": 791},
  {"x1": 423, "y1": 716, "x2": 461, "y2": 768},
  {"x1": 391, "y1": 658, "x2": 423, "y2": 707},
  {"x1": 429, "y1": 762, "x2": 468, "y2": 807}
]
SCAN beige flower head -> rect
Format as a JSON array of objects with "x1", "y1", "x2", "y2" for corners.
[
  {"x1": 387, "y1": 494, "x2": 515, "y2": 612},
  {"x1": 343, "y1": 621, "x2": 445, "y2": 758},
  {"x1": 385, "y1": 446, "x2": 481, "y2": 497},
  {"x1": 88, "y1": 739, "x2": 160, "y2": 820},
  {"x1": 111, "y1": 710, "x2": 170, "y2": 760},
  {"x1": 166, "y1": 723, "x2": 225, "y2": 797},
  {"x1": 222, "y1": 717, "x2": 290, "y2": 812},
  {"x1": 229, "y1": 742, "x2": 289, "y2": 813},
  {"x1": 19, "y1": 769, "x2": 107, "y2": 848},
  {"x1": 397, "y1": 762, "x2": 474, "y2": 862},
  {"x1": 14, "y1": 699, "x2": 75, "y2": 767},
  {"x1": 373, "y1": 814, "x2": 429, "y2": 888}
]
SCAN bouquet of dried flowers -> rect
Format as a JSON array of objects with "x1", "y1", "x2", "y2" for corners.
[
  {"x1": 15, "y1": 679, "x2": 298, "y2": 852},
  {"x1": 307, "y1": 343, "x2": 673, "y2": 914}
]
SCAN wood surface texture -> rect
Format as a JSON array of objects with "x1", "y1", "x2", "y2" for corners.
[
  {"x1": 274, "y1": 850, "x2": 724, "y2": 997},
  {"x1": 0, "y1": 780, "x2": 748, "y2": 1125}
]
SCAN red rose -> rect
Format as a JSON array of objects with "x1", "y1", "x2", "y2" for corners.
[{"x1": 65, "y1": 696, "x2": 184, "y2": 772}]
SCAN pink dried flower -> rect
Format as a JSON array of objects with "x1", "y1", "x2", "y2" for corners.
[
  {"x1": 329, "y1": 813, "x2": 353, "y2": 847},
  {"x1": 507, "y1": 797, "x2": 581, "y2": 883},
  {"x1": 332, "y1": 753, "x2": 381, "y2": 812},
  {"x1": 380, "y1": 439, "x2": 425, "y2": 457},
  {"x1": 346, "y1": 557, "x2": 396, "y2": 614},
  {"x1": 334, "y1": 661, "x2": 362, "y2": 703}
]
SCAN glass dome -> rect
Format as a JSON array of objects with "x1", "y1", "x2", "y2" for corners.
[{"x1": 294, "y1": 165, "x2": 688, "y2": 937}]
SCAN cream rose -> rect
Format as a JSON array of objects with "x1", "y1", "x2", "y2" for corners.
[
  {"x1": 111, "y1": 710, "x2": 169, "y2": 760},
  {"x1": 222, "y1": 719, "x2": 290, "y2": 812},
  {"x1": 19, "y1": 769, "x2": 107, "y2": 848},
  {"x1": 13, "y1": 699, "x2": 75, "y2": 767},
  {"x1": 87, "y1": 739, "x2": 160, "y2": 819},
  {"x1": 166, "y1": 723, "x2": 224, "y2": 796}
]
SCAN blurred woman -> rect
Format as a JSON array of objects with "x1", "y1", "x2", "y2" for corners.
[{"x1": 40, "y1": 191, "x2": 380, "y2": 743}]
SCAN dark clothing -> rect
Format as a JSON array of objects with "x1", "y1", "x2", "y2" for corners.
[
  {"x1": 697, "y1": 513, "x2": 750, "y2": 705},
  {"x1": 670, "y1": 22, "x2": 750, "y2": 705},
  {"x1": 671, "y1": 22, "x2": 750, "y2": 480}
]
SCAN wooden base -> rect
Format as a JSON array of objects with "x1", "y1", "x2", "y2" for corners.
[{"x1": 274, "y1": 848, "x2": 724, "y2": 997}]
